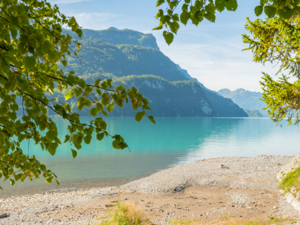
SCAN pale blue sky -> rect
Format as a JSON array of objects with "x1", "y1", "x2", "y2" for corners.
[{"x1": 48, "y1": 0, "x2": 280, "y2": 92}]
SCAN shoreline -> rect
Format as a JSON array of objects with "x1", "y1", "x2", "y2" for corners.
[
  {"x1": 0, "y1": 167, "x2": 162, "y2": 199},
  {"x1": 1, "y1": 155, "x2": 300, "y2": 224}
]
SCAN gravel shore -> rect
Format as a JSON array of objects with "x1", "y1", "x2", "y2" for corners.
[{"x1": 0, "y1": 155, "x2": 299, "y2": 224}]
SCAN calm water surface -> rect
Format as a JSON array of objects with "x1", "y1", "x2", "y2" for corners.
[{"x1": 1, "y1": 117, "x2": 299, "y2": 197}]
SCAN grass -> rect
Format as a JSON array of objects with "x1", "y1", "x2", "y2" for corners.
[
  {"x1": 94, "y1": 202, "x2": 297, "y2": 225},
  {"x1": 95, "y1": 201, "x2": 152, "y2": 225},
  {"x1": 279, "y1": 167, "x2": 300, "y2": 198}
]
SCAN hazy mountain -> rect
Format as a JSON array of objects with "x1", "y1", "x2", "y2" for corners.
[
  {"x1": 244, "y1": 109, "x2": 263, "y2": 117},
  {"x1": 59, "y1": 28, "x2": 247, "y2": 117},
  {"x1": 218, "y1": 88, "x2": 267, "y2": 116}
]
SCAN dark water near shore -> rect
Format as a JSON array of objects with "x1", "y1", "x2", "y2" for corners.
[{"x1": 1, "y1": 117, "x2": 300, "y2": 198}]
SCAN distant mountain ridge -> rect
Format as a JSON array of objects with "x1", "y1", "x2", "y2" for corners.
[
  {"x1": 64, "y1": 27, "x2": 160, "y2": 50},
  {"x1": 218, "y1": 88, "x2": 267, "y2": 116},
  {"x1": 59, "y1": 28, "x2": 248, "y2": 117}
]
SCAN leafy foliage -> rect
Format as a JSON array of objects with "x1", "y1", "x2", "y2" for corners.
[
  {"x1": 154, "y1": 0, "x2": 300, "y2": 44},
  {"x1": 0, "y1": 0, "x2": 154, "y2": 188},
  {"x1": 243, "y1": 16, "x2": 300, "y2": 125}
]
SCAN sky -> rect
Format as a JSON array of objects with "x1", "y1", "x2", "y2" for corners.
[{"x1": 48, "y1": 0, "x2": 281, "y2": 92}]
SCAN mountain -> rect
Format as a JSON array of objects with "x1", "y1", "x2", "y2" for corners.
[
  {"x1": 218, "y1": 88, "x2": 267, "y2": 116},
  {"x1": 59, "y1": 28, "x2": 247, "y2": 117},
  {"x1": 94, "y1": 75, "x2": 216, "y2": 117},
  {"x1": 243, "y1": 109, "x2": 263, "y2": 117},
  {"x1": 64, "y1": 27, "x2": 159, "y2": 50}
]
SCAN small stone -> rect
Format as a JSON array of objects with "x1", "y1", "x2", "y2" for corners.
[
  {"x1": 220, "y1": 164, "x2": 230, "y2": 169},
  {"x1": 0, "y1": 213, "x2": 10, "y2": 219}
]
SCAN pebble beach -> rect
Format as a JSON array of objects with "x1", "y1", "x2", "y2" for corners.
[{"x1": 1, "y1": 155, "x2": 300, "y2": 224}]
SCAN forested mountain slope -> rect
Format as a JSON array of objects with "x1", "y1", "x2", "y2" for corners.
[{"x1": 58, "y1": 28, "x2": 247, "y2": 117}]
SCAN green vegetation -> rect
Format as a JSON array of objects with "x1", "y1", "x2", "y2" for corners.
[
  {"x1": 97, "y1": 202, "x2": 151, "y2": 225},
  {"x1": 0, "y1": 0, "x2": 154, "y2": 188},
  {"x1": 61, "y1": 32, "x2": 191, "y2": 82},
  {"x1": 153, "y1": 0, "x2": 297, "y2": 45},
  {"x1": 279, "y1": 167, "x2": 300, "y2": 198},
  {"x1": 244, "y1": 16, "x2": 300, "y2": 126}
]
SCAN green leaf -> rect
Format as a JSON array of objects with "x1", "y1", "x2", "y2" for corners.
[
  {"x1": 135, "y1": 111, "x2": 145, "y2": 122},
  {"x1": 163, "y1": 31, "x2": 174, "y2": 45},
  {"x1": 254, "y1": 5, "x2": 263, "y2": 16},
  {"x1": 15, "y1": 75, "x2": 24, "y2": 84},
  {"x1": 226, "y1": 0, "x2": 238, "y2": 11},
  {"x1": 61, "y1": 60, "x2": 67, "y2": 67},
  {"x1": 90, "y1": 107, "x2": 98, "y2": 117},
  {"x1": 40, "y1": 164, "x2": 46, "y2": 172},
  {"x1": 65, "y1": 92, "x2": 73, "y2": 101},
  {"x1": 295, "y1": 6, "x2": 300, "y2": 14},
  {"x1": 52, "y1": 64, "x2": 59, "y2": 71},
  {"x1": 264, "y1": 5, "x2": 276, "y2": 18},
  {"x1": 86, "y1": 100, "x2": 92, "y2": 107},
  {"x1": 10, "y1": 16, "x2": 19, "y2": 26},
  {"x1": 71, "y1": 149, "x2": 77, "y2": 158},
  {"x1": 96, "y1": 132, "x2": 105, "y2": 141},
  {"x1": 216, "y1": 0, "x2": 226, "y2": 12},
  {"x1": 153, "y1": 22, "x2": 163, "y2": 30},
  {"x1": 83, "y1": 135, "x2": 92, "y2": 144},
  {"x1": 10, "y1": 28, "x2": 18, "y2": 39},
  {"x1": 76, "y1": 29, "x2": 83, "y2": 38},
  {"x1": 10, "y1": 179, "x2": 15, "y2": 186},
  {"x1": 106, "y1": 103, "x2": 115, "y2": 113},
  {"x1": 46, "y1": 176, "x2": 54, "y2": 184},
  {"x1": 169, "y1": 22, "x2": 180, "y2": 34},
  {"x1": 24, "y1": 56, "x2": 36, "y2": 70},
  {"x1": 148, "y1": 115, "x2": 156, "y2": 124},
  {"x1": 156, "y1": 0, "x2": 165, "y2": 7},
  {"x1": 48, "y1": 142, "x2": 58, "y2": 156},
  {"x1": 278, "y1": 7, "x2": 294, "y2": 19},
  {"x1": 204, "y1": 13, "x2": 216, "y2": 22},
  {"x1": 180, "y1": 11, "x2": 190, "y2": 25}
]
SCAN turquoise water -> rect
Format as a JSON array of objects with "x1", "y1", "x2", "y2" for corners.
[{"x1": 1, "y1": 117, "x2": 300, "y2": 197}]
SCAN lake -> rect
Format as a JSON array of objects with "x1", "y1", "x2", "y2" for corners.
[{"x1": 1, "y1": 117, "x2": 300, "y2": 197}]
